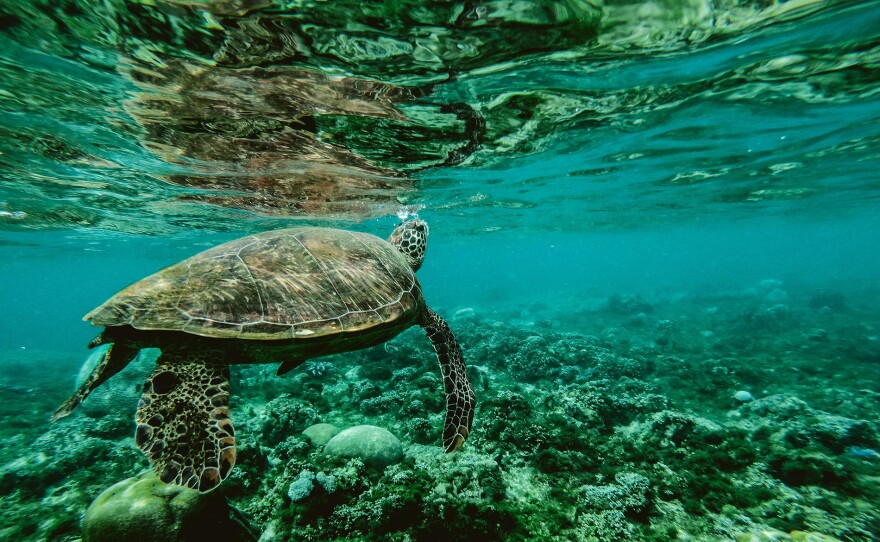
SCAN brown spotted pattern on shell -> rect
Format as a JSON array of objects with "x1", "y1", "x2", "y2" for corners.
[{"x1": 85, "y1": 228, "x2": 423, "y2": 340}]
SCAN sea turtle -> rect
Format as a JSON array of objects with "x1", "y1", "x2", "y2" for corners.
[{"x1": 52, "y1": 219, "x2": 475, "y2": 492}]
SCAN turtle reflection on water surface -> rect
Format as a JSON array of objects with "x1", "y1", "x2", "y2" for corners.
[{"x1": 53, "y1": 219, "x2": 475, "y2": 492}]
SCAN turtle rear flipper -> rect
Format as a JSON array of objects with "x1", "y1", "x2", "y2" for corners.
[
  {"x1": 52, "y1": 341, "x2": 138, "y2": 422},
  {"x1": 136, "y1": 355, "x2": 235, "y2": 493},
  {"x1": 419, "y1": 308, "x2": 476, "y2": 452}
]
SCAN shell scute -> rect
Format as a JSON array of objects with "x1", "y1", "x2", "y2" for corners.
[{"x1": 85, "y1": 228, "x2": 421, "y2": 340}]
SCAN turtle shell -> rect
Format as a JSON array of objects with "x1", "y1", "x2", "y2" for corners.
[{"x1": 85, "y1": 228, "x2": 424, "y2": 340}]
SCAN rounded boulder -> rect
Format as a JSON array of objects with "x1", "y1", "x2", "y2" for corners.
[
  {"x1": 302, "y1": 423, "x2": 341, "y2": 448},
  {"x1": 82, "y1": 471, "x2": 255, "y2": 542},
  {"x1": 323, "y1": 425, "x2": 403, "y2": 467}
]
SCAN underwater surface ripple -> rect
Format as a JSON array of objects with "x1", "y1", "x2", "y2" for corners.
[
  {"x1": 1, "y1": 1, "x2": 879, "y2": 541},
  {"x1": 0, "y1": 0, "x2": 877, "y2": 233}
]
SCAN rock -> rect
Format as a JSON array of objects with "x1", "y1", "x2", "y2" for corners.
[
  {"x1": 606, "y1": 293, "x2": 653, "y2": 315},
  {"x1": 758, "y1": 279, "x2": 784, "y2": 291},
  {"x1": 82, "y1": 471, "x2": 256, "y2": 542},
  {"x1": 302, "y1": 423, "x2": 341, "y2": 448},
  {"x1": 808, "y1": 290, "x2": 847, "y2": 311},
  {"x1": 734, "y1": 390, "x2": 755, "y2": 403},
  {"x1": 807, "y1": 414, "x2": 877, "y2": 452},
  {"x1": 765, "y1": 288, "x2": 789, "y2": 303},
  {"x1": 452, "y1": 307, "x2": 476, "y2": 320},
  {"x1": 804, "y1": 328, "x2": 828, "y2": 341},
  {"x1": 741, "y1": 394, "x2": 809, "y2": 420},
  {"x1": 323, "y1": 425, "x2": 403, "y2": 467}
]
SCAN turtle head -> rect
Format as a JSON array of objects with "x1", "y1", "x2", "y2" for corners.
[{"x1": 389, "y1": 219, "x2": 429, "y2": 272}]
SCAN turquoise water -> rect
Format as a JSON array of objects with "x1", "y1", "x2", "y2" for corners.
[{"x1": 1, "y1": 1, "x2": 879, "y2": 541}]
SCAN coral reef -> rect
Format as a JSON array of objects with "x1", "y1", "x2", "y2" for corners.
[{"x1": 0, "y1": 281, "x2": 878, "y2": 541}]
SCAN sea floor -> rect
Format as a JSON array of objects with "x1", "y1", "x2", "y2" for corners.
[{"x1": 1, "y1": 280, "x2": 878, "y2": 541}]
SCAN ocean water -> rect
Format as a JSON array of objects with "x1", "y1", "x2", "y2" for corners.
[{"x1": 1, "y1": 1, "x2": 879, "y2": 541}]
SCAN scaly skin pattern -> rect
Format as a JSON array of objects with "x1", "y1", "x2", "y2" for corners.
[
  {"x1": 388, "y1": 219, "x2": 428, "y2": 272},
  {"x1": 135, "y1": 346, "x2": 235, "y2": 493},
  {"x1": 419, "y1": 307, "x2": 476, "y2": 452}
]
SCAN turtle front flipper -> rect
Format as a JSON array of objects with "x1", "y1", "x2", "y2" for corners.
[
  {"x1": 277, "y1": 358, "x2": 308, "y2": 376},
  {"x1": 52, "y1": 339, "x2": 138, "y2": 422},
  {"x1": 135, "y1": 354, "x2": 235, "y2": 493},
  {"x1": 419, "y1": 307, "x2": 476, "y2": 452}
]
